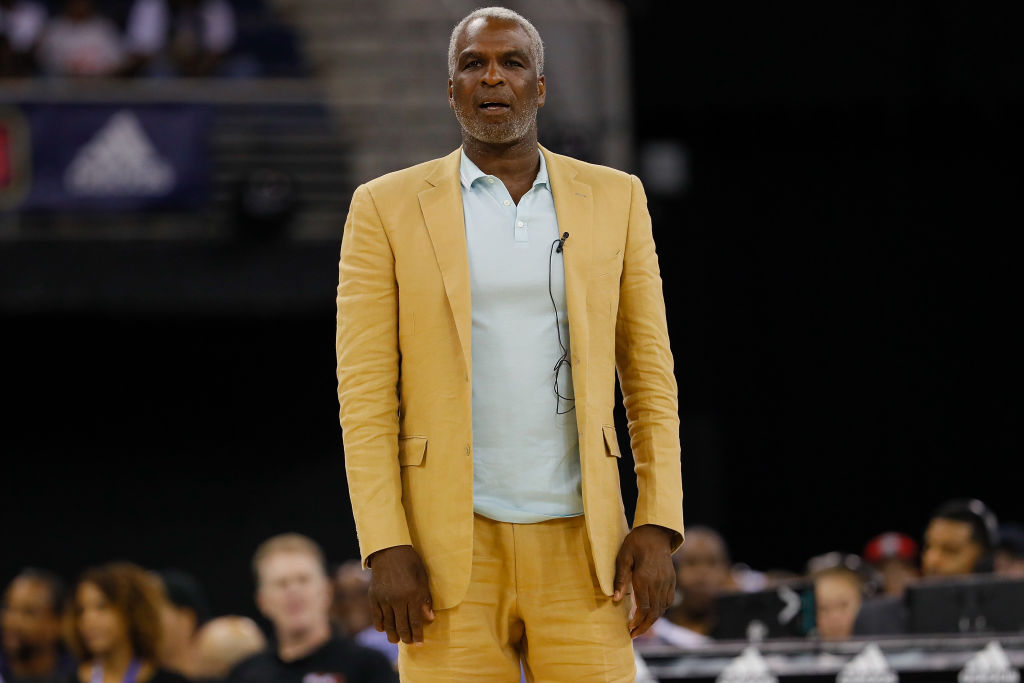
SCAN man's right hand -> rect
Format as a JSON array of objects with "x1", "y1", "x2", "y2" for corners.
[{"x1": 367, "y1": 545, "x2": 435, "y2": 645}]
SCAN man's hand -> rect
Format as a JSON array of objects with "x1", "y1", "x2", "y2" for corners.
[
  {"x1": 612, "y1": 524, "x2": 676, "y2": 638},
  {"x1": 367, "y1": 545, "x2": 435, "y2": 645}
]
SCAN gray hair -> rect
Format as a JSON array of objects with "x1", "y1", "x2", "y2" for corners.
[{"x1": 448, "y1": 7, "x2": 544, "y2": 78}]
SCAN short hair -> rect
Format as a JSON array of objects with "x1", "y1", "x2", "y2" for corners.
[
  {"x1": 9, "y1": 567, "x2": 68, "y2": 615},
  {"x1": 65, "y1": 562, "x2": 165, "y2": 662},
  {"x1": 158, "y1": 568, "x2": 211, "y2": 626},
  {"x1": 931, "y1": 498, "x2": 999, "y2": 551},
  {"x1": 448, "y1": 6, "x2": 544, "y2": 78},
  {"x1": 251, "y1": 533, "x2": 327, "y2": 586}
]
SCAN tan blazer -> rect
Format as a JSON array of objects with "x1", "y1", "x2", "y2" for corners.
[{"x1": 336, "y1": 145, "x2": 683, "y2": 610}]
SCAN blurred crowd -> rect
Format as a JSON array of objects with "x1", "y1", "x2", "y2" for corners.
[
  {"x1": 634, "y1": 497, "x2": 1024, "y2": 650},
  {"x1": 1, "y1": 535, "x2": 398, "y2": 683},
  {"x1": 4, "y1": 498, "x2": 1023, "y2": 683},
  {"x1": 1, "y1": 0, "x2": 246, "y2": 78}
]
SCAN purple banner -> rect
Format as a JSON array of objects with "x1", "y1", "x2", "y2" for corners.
[{"x1": 4, "y1": 103, "x2": 211, "y2": 211}]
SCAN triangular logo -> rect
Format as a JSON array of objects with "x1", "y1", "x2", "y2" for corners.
[
  {"x1": 959, "y1": 641, "x2": 1020, "y2": 683},
  {"x1": 838, "y1": 643, "x2": 898, "y2": 683},
  {"x1": 717, "y1": 645, "x2": 778, "y2": 683},
  {"x1": 64, "y1": 110, "x2": 175, "y2": 196}
]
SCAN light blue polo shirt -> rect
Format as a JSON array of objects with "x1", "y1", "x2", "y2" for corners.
[{"x1": 460, "y1": 148, "x2": 583, "y2": 523}]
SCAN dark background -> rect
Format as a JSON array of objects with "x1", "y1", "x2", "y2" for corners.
[{"x1": 4, "y1": 4, "x2": 1022, "y2": 619}]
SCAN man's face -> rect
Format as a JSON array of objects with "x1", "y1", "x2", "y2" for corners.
[
  {"x1": 676, "y1": 533, "x2": 730, "y2": 617},
  {"x1": 1, "y1": 578, "x2": 61, "y2": 661},
  {"x1": 330, "y1": 569, "x2": 372, "y2": 636},
  {"x1": 157, "y1": 602, "x2": 197, "y2": 662},
  {"x1": 814, "y1": 574, "x2": 862, "y2": 641},
  {"x1": 448, "y1": 17, "x2": 545, "y2": 145},
  {"x1": 922, "y1": 518, "x2": 983, "y2": 577},
  {"x1": 255, "y1": 552, "x2": 331, "y2": 638}
]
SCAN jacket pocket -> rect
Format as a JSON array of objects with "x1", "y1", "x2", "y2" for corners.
[
  {"x1": 602, "y1": 425, "x2": 620, "y2": 458},
  {"x1": 398, "y1": 435, "x2": 427, "y2": 466}
]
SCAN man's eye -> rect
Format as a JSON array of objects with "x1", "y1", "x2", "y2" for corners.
[
  {"x1": 464, "y1": 60, "x2": 480, "y2": 69},
  {"x1": 506, "y1": 60, "x2": 522, "y2": 67}
]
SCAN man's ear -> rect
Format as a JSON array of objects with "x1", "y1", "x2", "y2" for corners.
[
  {"x1": 448, "y1": 79, "x2": 455, "y2": 110},
  {"x1": 537, "y1": 75, "x2": 546, "y2": 108}
]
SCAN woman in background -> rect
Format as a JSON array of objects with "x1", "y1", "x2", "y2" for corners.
[{"x1": 64, "y1": 562, "x2": 187, "y2": 683}]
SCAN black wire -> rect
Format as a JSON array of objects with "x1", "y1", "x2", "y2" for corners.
[{"x1": 549, "y1": 236, "x2": 575, "y2": 415}]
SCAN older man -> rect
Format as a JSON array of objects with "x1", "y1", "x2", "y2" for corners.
[{"x1": 336, "y1": 6, "x2": 684, "y2": 682}]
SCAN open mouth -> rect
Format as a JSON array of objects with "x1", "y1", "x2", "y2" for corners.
[{"x1": 479, "y1": 101, "x2": 510, "y2": 111}]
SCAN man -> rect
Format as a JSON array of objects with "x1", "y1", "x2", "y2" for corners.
[
  {"x1": 329, "y1": 560, "x2": 397, "y2": 665},
  {"x1": 156, "y1": 569, "x2": 210, "y2": 677},
  {"x1": 191, "y1": 616, "x2": 266, "y2": 681},
  {"x1": 336, "y1": 6, "x2": 684, "y2": 681},
  {"x1": 639, "y1": 527, "x2": 731, "y2": 649},
  {"x1": 0, "y1": 569, "x2": 75, "y2": 683},
  {"x1": 854, "y1": 498, "x2": 999, "y2": 635},
  {"x1": 226, "y1": 533, "x2": 396, "y2": 683},
  {"x1": 863, "y1": 531, "x2": 919, "y2": 597}
]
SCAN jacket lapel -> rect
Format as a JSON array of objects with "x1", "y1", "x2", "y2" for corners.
[
  {"x1": 418, "y1": 148, "x2": 473, "y2": 377},
  {"x1": 542, "y1": 146, "x2": 593, "y2": 421}
]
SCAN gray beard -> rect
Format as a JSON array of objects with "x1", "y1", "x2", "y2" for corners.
[{"x1": 453, "y1": 100, "x2": 537, "y2": 145}]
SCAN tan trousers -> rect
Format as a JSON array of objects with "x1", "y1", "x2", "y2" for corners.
[{"x1": 397, "y1": 513, "x2": 636, "y2": 682}]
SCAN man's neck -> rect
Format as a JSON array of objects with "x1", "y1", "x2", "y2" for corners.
[
  {"x1": 8, "y1": 647, "x2": 59, "y2": 678},
  {"x1": 276, "y1": 620, "x2": 331, "y2": 663},
  {"x1": 462, "y1": 133, "x2": 540, "y2": 188}
]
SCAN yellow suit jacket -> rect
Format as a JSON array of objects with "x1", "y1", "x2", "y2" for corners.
[{"x1": 336, "y1": 145, "x2": 683, "y2": 610}]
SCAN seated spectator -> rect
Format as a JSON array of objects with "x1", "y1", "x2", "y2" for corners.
[
  {"x1": 636, "y1": 526, "x2": 732, "y2": 650},
  {"x1": 123, "y1": 0, "x2": 235, "y2": 77},
  {"x1": 1, "y1": 568, "x2": 75, "y2": 683},
  {"x1": 330, "y1": 559, "x2": 398, "y2": 665},
  {"x1": 191, "y1": 616, "x2": 266, "y2": 681},
  {"x1": 226, "y1": 533, "x2": 396, "y2": 683},
  {"x1": 35, "y1": 0, "x2": 124, "y2": 76},
  {"x1": 155, "y1": 568, "x2": 210, "y2": 678},
  {"x1": 0, "y1": 0, "x2": 46, "y2": 76},
  {"x1": 807, "y1": 554, "x2": 869, "y2": 641},
  {"x1": 994, "y1": 522, "x2": 1024, "y2": 577},
  {"x1": 863, "y1": 531, "x2": 920, "y2": 597},
  {"x1": 855, "y1": 497, "x2": 1000, "y2": 635},
  {"x1": 64, "y1": 562, "x2": 188, "y2": 683}
]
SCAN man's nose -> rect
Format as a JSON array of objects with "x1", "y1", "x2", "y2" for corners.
[{"x1": 481, "y1": 62, "x2": 505, "y2": 85}]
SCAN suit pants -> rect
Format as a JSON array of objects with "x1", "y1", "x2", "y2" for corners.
[{"x1": 397, "y1": 512, "x2": 636, "y2": 682}]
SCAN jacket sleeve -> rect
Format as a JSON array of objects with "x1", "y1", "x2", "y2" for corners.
[
  {"x1": 614, "y1": 174, "x2": 685, "y2": 553},
  {"x1": 336, "y1": 183, "x2": 411, "y2": 569}
]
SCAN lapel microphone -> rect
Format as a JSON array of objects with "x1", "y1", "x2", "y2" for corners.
[{"x1": 555, "y1": 232, "x2": 570, "y2": 253}]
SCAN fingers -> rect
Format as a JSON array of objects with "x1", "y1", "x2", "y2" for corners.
[
  {"x1": 422, "y1": 596, "x2": 436, "y2": 623},
  {"x1": 613, "y1": 552, "x2": 633, "y2": 602},
  {"x1": 394, "y1": 600, "x2": 415, "y2": 644},
  {"x1": 629, "y1": 585, "x2": 660, "y2": 638},
  {"x1": 379, "y1": 603, "x2": 400, "y2": 644},
  {"x1": 370, "y1": 599, "x2": 384, "y2": 633}
]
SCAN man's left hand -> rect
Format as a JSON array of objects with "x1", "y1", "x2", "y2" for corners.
[{"x1": 612, "y1": 524, "x2": 676, "y2": 638}]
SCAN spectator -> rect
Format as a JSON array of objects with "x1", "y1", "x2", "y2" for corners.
[
  {"x1": 226, "y1": 533, "x2": 396, "y2": 683},
  {"x1": 155, "y1": 569, "x2": 210, "y2": 678},
  {"x1": 863, "y1": 531, "x2": 920, "y2": 597},
  {"x1": 35, "y1": 0, "x2": 123, "y2": 77},
  {"x1": 637, "y1": 526, "x2": 731, "y2": 650},
  {"x1": 123, "y1": 0, "x2": 235, "y2": 77},
  {"x1": 191, "y1": 616, "x2": 265, "y2": 681},
  {"x1": 0, "y1": 0, "x2": 46, "y2": 76},
  {"x1": 855, "y1": 498, "x2": 1000, "y2": 635},
  {"x1": 807, "y1": 554, "x2": 868, "y2": 641},
  {"x1": 1, "y1": 569, "x2": 75, "y2": 683},
  {"x1": 994, "y1": 522, "x2": 1024, "y2": 578},
  {"x1": 921, "y1": 498, "x2": 999, "y2": 576},
  {"x1": 330, "y1": 560, "x2": 397, "y2": 665},
  {"x1": 64, "y1": 562, "x2": 188, "y2": 682}
]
